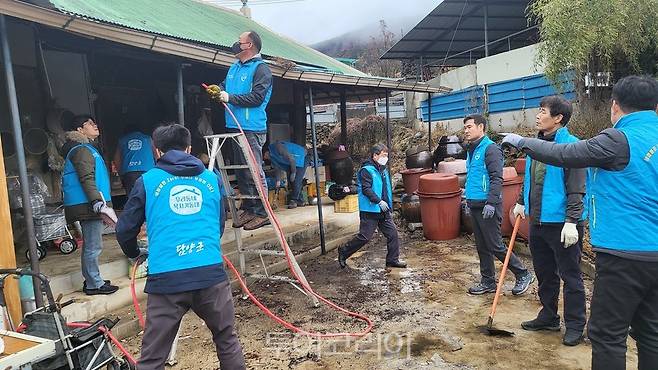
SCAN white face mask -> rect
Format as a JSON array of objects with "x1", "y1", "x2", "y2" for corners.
[{"x1": 376, "y1": 156, "x2": 389, "y2": 166}]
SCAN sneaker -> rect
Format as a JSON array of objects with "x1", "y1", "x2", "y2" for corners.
[
  {"x1": 287, "y1": 200, "x2": 298, "y2": 209},
  {"x1": 512, "y1": 272, "x2": 535, "y2": 295},
  {"x1": 563, "y1": 329, "x2": 584, "y2": 346},
  {"x1": 385, "y1": 260, "x2": 407, "y2": 268},
  {"x1": 468, "y1": 282, "x2": 497, "y2": 295},
  {"x1": 83, "y1": 282, "x2": 119, "y2": 295},
  {"x1": 521, "y1": 317, "x2": 561, "y2": 332},
  {"x1": 232, "y1": 211, "x2": 255, "y2": 228},
  {"x1": 243, "y1": 216, "x2": 271, "y2": 231},
  {"x1": 83, "y1": 280, "x2": 110, "y2": 290}
]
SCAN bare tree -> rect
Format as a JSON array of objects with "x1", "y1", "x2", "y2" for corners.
[{"x1": 357, "y1": 20, "x2": 401, "y2": 78}]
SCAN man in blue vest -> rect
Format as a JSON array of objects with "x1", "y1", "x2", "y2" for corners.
[
  {"x1": 113, "y1": 124, "x2": 156, "y2": 195},
  {"x1": 116, "y1": 124, "x2": 245, "y2": 370},
  {"x1": 337, "y1": 143, "x2": 406, "y2": 269},
  {"x1": 502, "y1": 75, "x2": 658, "y2": 370},
  {"x1": 512, "y1": 96, "x2": 587, "y2": 346},
  {"x1": 61, "y1": 115, "x2": 118, "y2": 295},
  {"x1": 266, "y1": 140, "x2": 309, "y2": 209},
  {"x1": 463, "y1": 114, "x2": 534, "y2": 296},
  {"x1": 216, "y1": 30, "x2": 273, "y2": 231}
]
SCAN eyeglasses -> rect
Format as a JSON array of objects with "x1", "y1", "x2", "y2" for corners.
[{"x1": 83, "y1": 120, "x2": 97, "y2": 127}]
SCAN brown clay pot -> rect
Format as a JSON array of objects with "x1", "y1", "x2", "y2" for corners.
[
  {"x1": 401, "y1": 168, "x2": 433, "y2": 194},
  {"x1": 418, "y1": 173, "x2": 460, "y2": 195},
  {"x1": 400, "y1": 193, "x2": 422, "y2": 223},
  {"x1": 501, "y1": 167, "x2": 524, "y2": 236},
  {"x1": 514, "y1": 157, "x2": 527, "y2": 175},
  {"x1": 419, "y1": 189, "x2": 462, "y2": 240}
]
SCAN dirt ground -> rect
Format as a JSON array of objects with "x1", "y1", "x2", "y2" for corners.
[{"x1": 123, "y1": 232, "x2": 638, "y2": 369}]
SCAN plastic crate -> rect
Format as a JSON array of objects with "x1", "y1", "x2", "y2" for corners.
[
  {"x1": 334, "y1": 194, "x2": 358, "y2": 213},
  {"x1": 307, "y1": 182, "x2": 326, "y2": 198}
]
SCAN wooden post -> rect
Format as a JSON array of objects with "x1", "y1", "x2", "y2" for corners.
[{"x1": 0, "y1": 133, "x2": 22, "y2": 326}]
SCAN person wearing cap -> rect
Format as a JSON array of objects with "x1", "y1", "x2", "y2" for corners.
[{"x1": 61, "y1": 115, "x2": 118, "y2": 295}]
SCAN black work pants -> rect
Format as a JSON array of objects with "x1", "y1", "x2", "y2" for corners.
[
  {"x1": 529, "y1": 223, "x2": 586, "y2": 332},
  {"x1": 342, "y1": 212, "x2": 400, "y2": 264},
  {"x1": 469, "y1": 204, "x2": 527, "y2": 285},
  {"x1": 588, "y1": 252, "x2": 658, "y2": 370}
]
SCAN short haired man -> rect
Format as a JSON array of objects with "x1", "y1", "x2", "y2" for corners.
[
  {"x1": 116, "y1": 124, "x2": 245, "y2": 370},
  {"x1": 113, "y1": 124, "x2": 156, "y2": 195},
  {"x1": 513, "y1": 96, "x2": 588, "y2": 346},
  {"x1": 502, "y1": 75, "x2": 658, "y2": 369},
  {"x1": 61, "y1": 115, "x2": 118, "y2": 295},
  {"x1": 463, "y1": 114, "x2": 533, "y2": 296},
  {"x1": 338, "y1": 144, "x2": 406, "y2": 269},
  {"x1": 215, "y1": 30, "x2": 273, "y2": 231}
]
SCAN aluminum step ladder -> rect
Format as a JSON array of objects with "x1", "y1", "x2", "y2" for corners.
[{"x1": 205, "y1": 133, "x2": 319, "y2": 307}]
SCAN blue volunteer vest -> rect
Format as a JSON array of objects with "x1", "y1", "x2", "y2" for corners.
[
  {"x1": 357, "y1": 165, "x2": 392, "y2": 213},
  {"x1": 523, "y1": 127, "x2": 587, "y2": 223},
  {"x1": 224, "y1": 59, "x2": 272, "y2": 132},
  {"x1": 465, "y1": 136, "x2": 496, "y2": 201},
  {"x1": 269, "y1": 141, "x2": 306, "y2": 169},
  {"x1": 142, "y1": 168, "x2": 223, "y2": 274},
  {"x1": 118, "y1": 132, "x2": 155, "y2": 174},
  {"x1": 589, "y1": 111, "x2": 658, "y2": 252},
  {"x1": 62, "y1": 144, "x2": 112, "y2": 206}
]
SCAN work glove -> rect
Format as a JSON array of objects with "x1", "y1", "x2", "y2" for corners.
[
  {"x1": 378, "y1": 200, "x2": 390, "y2": 213},
  {"x1": 463, "y1": 205, "x2": 471, "y2": 216},
  {"x1": 482, "y1": 204, "x2": 496, "y2": 219},
  {"x1": 219, "y1": 91, "x2": 230, "y2": 103},
  {"x1": 131, "y1": 247, "x2": 149, "y2": 264},
  {"x1": 205, "y1": 84, "x2": 222, "y2": 101},
  {"x1": 512, "y1": 203, "x2": 526, "y2": 219},
  {"x1": 501, "y1": 133, "x2": 524, "y2": 149},
  {"x1": 561, "y1": 222, "x2": 579, "y2": 248},
  {"x1": 92, "y1": 200, "x2": 118, "y2": 226}
]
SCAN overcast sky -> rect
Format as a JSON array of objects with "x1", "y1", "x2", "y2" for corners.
[{"x1": 204, "y1": 0, "x2": 438, "y2": 45}]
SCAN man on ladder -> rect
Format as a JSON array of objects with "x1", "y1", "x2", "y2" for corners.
[
  {"x1": 213, "y1": 30, "x2": 273, "y2": 231},
  {"x1": 116, "y1": 124, "x2": 246, "y2": 370}
]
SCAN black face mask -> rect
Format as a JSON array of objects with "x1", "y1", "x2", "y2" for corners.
[{"x1": 231, "y1": 41, "x2": 243, "y2": 55}]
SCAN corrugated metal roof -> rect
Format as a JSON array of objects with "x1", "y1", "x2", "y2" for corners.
[{"x1": 47, "y1": 0, "x2": 365, "y2": 76}]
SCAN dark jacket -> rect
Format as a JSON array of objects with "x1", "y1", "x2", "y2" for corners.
[
  {"x1": 517, "y1": 129, "x2": 586, "y2": 225},
  {"x1": 359, "y1": 158, "x2": 391, "y2": 220},
  {"x1": 221, "y1": 55, "x2": 273, "y2": 108},
  {"x1": 466, "y1": 136, "x2": 503, "y2": 208},
  {"x1": 115, "y1": 150, "x2": 227, "y2": 294},
  {"x1": 60, "y1": 131, "x2": 112, "y2": 223},
  {"x1": 518, "y1": 127, "x2": 657, "y2": 262}
]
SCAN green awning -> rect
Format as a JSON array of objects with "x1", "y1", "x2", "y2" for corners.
[{"x1": 47, "y1": 0, "x2": 365, "y2": 76}]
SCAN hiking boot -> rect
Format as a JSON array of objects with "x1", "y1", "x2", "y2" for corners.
[
  {"x1": 287, "y1": 200, "x2": 298, "y2": 209},
  {"x1": 386, "y1": 260, "x2": 407, "y2": 268},
  {"x1": 512, "y1": 272, "x2": 535, "y2": 295},
  {"x1": 83, "y1": 281, "x2": 119, "y2": 295},
  {"x1": 563, "y1": 329, "x2": 584, "y2": 346},
  {"x1": 337, "y1": 247, "x2": 348, "y2": 269},
  {"x1": 521, "y1": 318, "x2": 561, "y2": 332},
  {"x1": 243, "y1": 216, "x2": 271, "y2": 230},
  {"x1": 232, "y1": 211, "x2": 255, "y2": 228},
  {"x1": 468, "y1": 282, "x2": 496, "y2": 295}
]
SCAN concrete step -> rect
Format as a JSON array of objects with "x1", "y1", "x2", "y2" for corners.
[
  {"x1": 50, "y1": 257, "x2": 130, "y2": 297},
  {"x1": 60, "y1": 275, "x2": 146, "y2": 322}
]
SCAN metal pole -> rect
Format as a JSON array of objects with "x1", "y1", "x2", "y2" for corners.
[
  {"x1": 177, "y1": 63, "x2": 184, "y2": 125},
  {"x1": 483, "y1": 3, "x2": 490, "y2": 57},
  {"x1": 340, "y1": 89, "x2": 347, "y2": 148},
  {"x1": 427, "y1": 92, "x2": 432, "y2": 151},
  {"x1": 308, "y1": 86, "x2": 326, "y2": 255},
  {"x1": 385, "y1": 89, "x2": 393, "y2": 191},
  {"x1": 0, "y1": 15, "x2": 43, "y2": 307}
]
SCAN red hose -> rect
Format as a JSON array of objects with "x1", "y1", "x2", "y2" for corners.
[{"x1": 130, "y1": 86, "x2": 374, "y2": 339}]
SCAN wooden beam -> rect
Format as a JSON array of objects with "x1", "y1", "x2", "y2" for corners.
[{"x1": 0, "y1": 133, "x2": 22, "y2": 326}]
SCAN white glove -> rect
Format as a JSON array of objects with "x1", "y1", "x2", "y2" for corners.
[
  {"x1": 561, "y1": 222, "x2": 579, "y2": 248},
  {"x1": 378, "y1": 200, "x2": 390, "y2": 212},
  {"x1": 513, "y1": 203, "x2": 526, "y2": 219},
  {"x1": 219, "y1": 91, "x2": 230, "y2": 103},
  {"x1": 93, "y1": 201, "x2": 118, "y2": 226}
]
